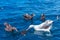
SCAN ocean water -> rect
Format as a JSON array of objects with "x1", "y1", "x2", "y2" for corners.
[{"x1": 0, "y1": 0, "x2": 60, "y2": 40}]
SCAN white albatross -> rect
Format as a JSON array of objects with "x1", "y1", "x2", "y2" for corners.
[{"x1": 26, "y1": 20, "x2": 53, "y2": 33}]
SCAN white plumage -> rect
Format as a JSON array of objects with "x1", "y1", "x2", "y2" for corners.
[{"x1": 26, "y1": 20, "x2": 53, "y2": 33}]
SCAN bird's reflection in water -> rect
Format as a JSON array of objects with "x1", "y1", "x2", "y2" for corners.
[{"x1": 34, "y1": 31, "x2": 52, "y2": 36}]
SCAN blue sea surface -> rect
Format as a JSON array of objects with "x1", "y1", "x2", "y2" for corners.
[{"x1": 0, "y1": 0, "x2": 60, "y2": 40}]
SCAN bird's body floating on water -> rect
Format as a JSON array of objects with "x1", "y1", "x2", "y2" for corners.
[
  {"x1": 4, "y1": 22, "x2": 18, "y2": 32},
  {"x1": 26, "y1": 20, "x2": 53, "y2": 33},
  {"x1": 23, "y1": 13, "x2": 35, "y2": 20}
]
